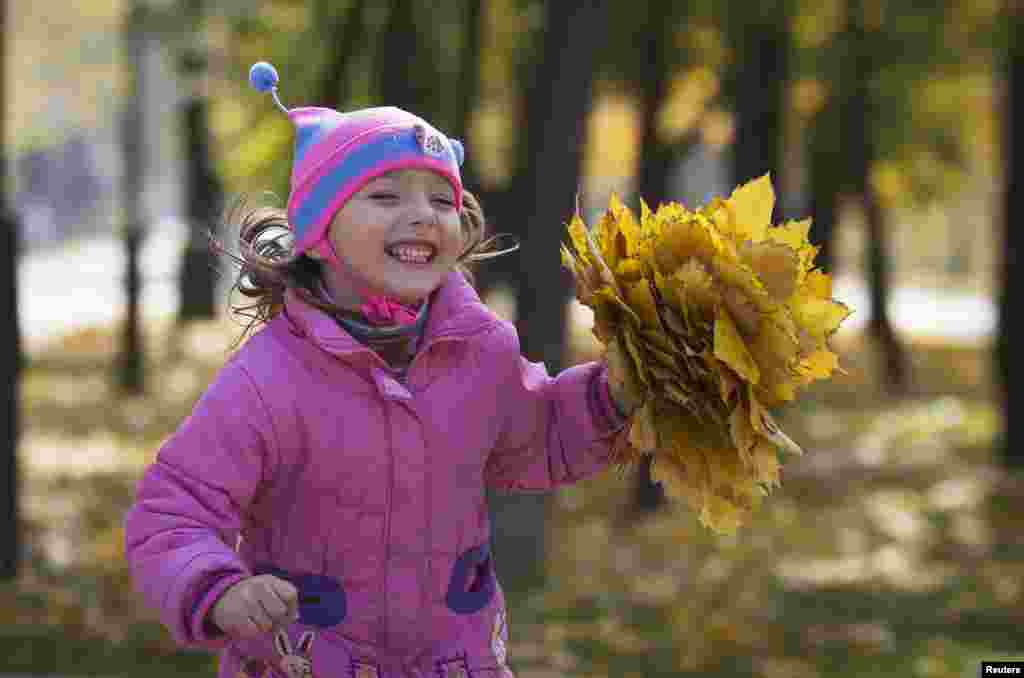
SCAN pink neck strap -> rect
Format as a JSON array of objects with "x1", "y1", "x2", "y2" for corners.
[{"x1": 313, "y1": 238, "x2": 422, "y2": 326}]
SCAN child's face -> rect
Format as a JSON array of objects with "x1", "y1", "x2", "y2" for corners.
[{"x1": 316, "y1": 169, "x2": 463, "y2": 306}]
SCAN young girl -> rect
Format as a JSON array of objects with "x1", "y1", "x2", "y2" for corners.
[{"x1": 124, "y1": 62, "x2": 639, "y2": 678}]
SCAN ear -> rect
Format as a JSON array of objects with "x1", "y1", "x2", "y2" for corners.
[{"x1": 274, "y1": 629, "x2": 292, "y2": 656}]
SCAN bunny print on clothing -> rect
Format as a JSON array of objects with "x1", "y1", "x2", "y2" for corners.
[{"x1": 275, "y1": 629, "x2": 314, "y2": 678}]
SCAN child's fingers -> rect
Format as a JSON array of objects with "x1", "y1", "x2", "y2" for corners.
[
  {"x1": 266, "y1": 576, "x2": 300, "y2": 622},
  {"x1": 245, "y1": 597, "x2": 278, "y2": 634}
]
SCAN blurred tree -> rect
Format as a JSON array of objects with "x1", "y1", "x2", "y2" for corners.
[
  {"x1": 457, "y1": 0, "x2": 527, "y2": 302},
  {"x1": 487, "y1": 0, "x2": 609, "y2": 597},
  {"x1": 0, "y1": 0, "x2": 23, "y2": 580},
  {"x1": 177, "y1": 0, "x2": 223, "y2": 325},
  {"x1": 314, "y1": 0, "x2": 368, "y2": 110},
  {"x1": 807, "y1": 90, "x2": 840, "y2": 275},
  {"x1": 375, "y1": 0, "x2": 448, "y2": 129},
  {"x1": 1000, "y1": 1, "x2": 1018, "y2": 468},
  {"x1": 729, "y1": 0, "x2": 789, "y2": 213},
  {"x1": 847, "y1": 0, "x2": 907, "y2": 393},
  {"x1": 115, "y1": 0, "x2": 148, "y2": 395},
  {"x1": 454, "y1": 0, "x2": 484, "y2": 190},
  {"x1": 628, "y1": 1, "x2": 678, "y2": 518}
]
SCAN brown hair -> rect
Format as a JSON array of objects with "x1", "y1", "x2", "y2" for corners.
[{"x1": 208, "y1": 189, "x2": 518, "y2": 351}]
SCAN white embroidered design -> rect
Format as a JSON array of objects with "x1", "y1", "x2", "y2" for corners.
[
  {"x1": 413, "y1": 123, "x2": 447, "y2": 158},
  {"x1": 492, "y1": 608, "x2": 509, "y2": 667},
  {"x1": 274, "y1": 629, "x2": 315, "y2": 678}
]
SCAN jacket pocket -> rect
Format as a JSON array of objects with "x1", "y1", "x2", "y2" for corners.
[{"x1": 445, "y1": 542, "x2": 496, "y2": 614}]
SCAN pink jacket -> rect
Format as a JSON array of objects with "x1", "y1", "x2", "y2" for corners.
[{"x1": 123, "y1": 271, "x2": 627, "y2": 678}]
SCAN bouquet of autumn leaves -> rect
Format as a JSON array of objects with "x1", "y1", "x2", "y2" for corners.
[{"x1": 562, "y1": 174, "x2": 853, "y2": 534}]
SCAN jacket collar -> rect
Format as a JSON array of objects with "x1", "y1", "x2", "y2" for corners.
[{"x1": 281, "y1": 270, "x2": 499, "y2": 359}]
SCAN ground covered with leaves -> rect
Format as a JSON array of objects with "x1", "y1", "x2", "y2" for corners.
[{"x1": 4, "y1": 311, "x2": 1019, "y2": 678}]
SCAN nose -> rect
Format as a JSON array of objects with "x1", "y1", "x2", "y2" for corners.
[{"x1": 406, "y1": 191, "x2": 438, "y2": 225}]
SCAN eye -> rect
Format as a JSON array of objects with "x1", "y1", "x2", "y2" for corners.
[
  {"x1": 370, "y1": 193, "x2": 399, "y2": 201},
  {"x1": 433, "y1": 196, "x2": 455, "y2": 208}
]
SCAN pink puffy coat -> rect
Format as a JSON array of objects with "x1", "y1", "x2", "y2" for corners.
[{"x1": 123, "y1": 271, "x2": 627, "y2": 678}]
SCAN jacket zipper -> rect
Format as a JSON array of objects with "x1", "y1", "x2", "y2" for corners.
[{"x1": 377, "y1": 320, "x2": 497, "y2": 648}]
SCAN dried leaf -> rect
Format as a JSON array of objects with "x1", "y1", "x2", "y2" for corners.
[
  {"x1": 605, "y1": 337, "x2": 646, "y2": 414},
  {"x1": 713, "y1": 305, "x2": 761, "y2": 385},
  {"x1": 630, "y1": 402, "x2": 659, "y2": 453},
  {"x1": 739, "y1": 240, "x2": 800, "y2": 302},
  {"x1": 723, "y1": 173, "x2": 774, "y2": 243}
]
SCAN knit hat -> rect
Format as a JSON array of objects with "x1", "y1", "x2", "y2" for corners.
[
  {"x1": 249, "y1": 62, "x2": 464, "y2": 256},
  {"x1": 248, "y1": 61, "x2": 466, "y2": 325}
]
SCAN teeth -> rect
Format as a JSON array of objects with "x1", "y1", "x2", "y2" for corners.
[{"x1": 389, "y1": 244, "x2": 435, "y2": 263}]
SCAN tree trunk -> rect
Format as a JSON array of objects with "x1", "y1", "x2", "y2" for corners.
[
  {"x1": 455, "y1": 0, "x2": 483, "y2": 189},
  {"x1": 848, "y1": 0, "x2": 907, "y2": 393},
  {"x1": 459, "y1": 0, "x2": 518, "y2": 303},
  {"x1": 177, "y1": 0, "x2": 219, "y2": 326},
  {"x1": 486, "y1": 0, "x2": 608, "y2": 599},
  {"x1": 1000, "y1": 8, "x2": 1019, "y2": 467},
  {"x1": 0, "y1": 0, "x2": 22, "y2": 580},
  {"x1": 116, "y1": 1, "x2": 147, "y2": 395},
  {"x1": 808, "y1": 112, "x2": 840, "y2": 275},
  {"x1": 178, "y1": 92, "x2": 221, "y2": 324},
  {"x1": 732, "y1": 10, "x2": 788, "y2": 215},
  {"x1": 630, "y1": 4, "x2": 674, "y2": 517},
  {"x1": 316, "y1": 0, "x2": 368, "y2": 110},
  {"x1": 375, "y1": 0, "x2": 446, "y2": 126}
]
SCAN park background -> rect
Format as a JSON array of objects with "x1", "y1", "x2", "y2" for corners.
[{"x1": 0, "y1": 1, "x2": 1017, "y2": 677}]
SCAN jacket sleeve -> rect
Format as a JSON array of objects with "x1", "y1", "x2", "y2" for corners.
[
  {"x1": 483, "y1": 324, "x2": 629, "y2": 492},
  {"x1": 123, "y1": 357, "x2": 279, "y2": 651}
]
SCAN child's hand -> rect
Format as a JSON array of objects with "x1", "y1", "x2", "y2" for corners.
[{"x1": 209, "y1": 575, "x2": 300, "y2": 638}]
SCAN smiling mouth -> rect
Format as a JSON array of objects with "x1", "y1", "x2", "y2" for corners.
[{"x1": 386, "y1": 243, "x2": 437, "y2": 265}]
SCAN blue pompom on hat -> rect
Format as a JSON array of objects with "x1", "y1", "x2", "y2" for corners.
[{"x1": 248, "y1": 61, "x2": 278, "y2": 92}]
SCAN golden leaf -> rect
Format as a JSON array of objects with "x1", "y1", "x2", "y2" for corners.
[
  {"x1": 766, "y1": 218, "x2": 816, "y2": 282},
  {"x1": 662, "y1": 380, "x2": 693, "y2": 408},
  {"x1": 752, "y1": 440, "x2": 782, "y2": 489},
  {"x1": 616, "y1": 257, "x2": 645, "y2": 282},
  {"x1": 724, "y1": 173, "x2": 774, "y2": 243},
  {"x1": 650, "y1": 453, "x2": 699, "y2": 511},
  {"x1": 712, "y1": 256, "x2": 776, "y2": 316},
  {"x1": 720, "y1": 285, "x2": 762, "y2": 336},
  {"x1": 802, "y1": 268, "x2": 832, "y2": 298},
  {"x1": 567, "y1": 214, "x2": 592, "y2": 265},
  {"x1": 729, "y1": 400, "x2": 757, "y2": 468},
  {"x1": 738, "y1": 240, "x2": 800, "y2": 303},
  {"x1": 605, "y1": 337, "x2": 646, "y2": 413},
  {"x1": 700, "y1": 493, "x2": 746, "y2": 535},
  {"x1": 714, "y1": 305, "x2": 761, "y2": 384},
  {"x1": 593, "y1": 286, "x2": 643, "y2": 326},
  {"x1": 630, "y1": 402, "x2": 659, "y2": 453},
  {"x1": 624, "y1": 278, "x2": 661, "y2": 329},
  {"x1": 621, "y1": 325, "x2": 650, "y2": 386},
  {"x1": 795, "y1": 349, "x2": 844, "y2": 384},
  {"x1": 791, "y1": 293, "x2": 853, "y2": 339}
]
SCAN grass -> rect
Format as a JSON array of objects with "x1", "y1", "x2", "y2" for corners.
[{"x1": 4, "y1": 307, "x2": 1017, "y2": 678}]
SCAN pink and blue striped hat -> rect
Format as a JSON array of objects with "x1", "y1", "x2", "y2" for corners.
[{"x1": 248, "y1": 61, "x2": 465, "y2": 257}]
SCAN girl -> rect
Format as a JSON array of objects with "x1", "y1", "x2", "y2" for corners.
[{"x1": 123, "y1": 62, "x2": 639, "y2": 678}]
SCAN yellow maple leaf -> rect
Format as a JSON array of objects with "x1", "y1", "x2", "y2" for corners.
[
  {"x1": 714, "y1": 305, "x2": 761, "y2": 384},
  {"x1": 723, "y1": 173, "x2": 775, "y2": 243}
]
